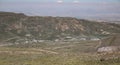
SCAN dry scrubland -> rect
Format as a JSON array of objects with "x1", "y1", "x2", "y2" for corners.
[
  {"x1": 0, "y1": 12, "x2": 120, "y2": 65},
  {"x1": 0, "y1": 40, "x2": 120, "y2": 65}
]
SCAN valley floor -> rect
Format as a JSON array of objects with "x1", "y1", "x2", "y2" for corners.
[{"x1": 0, "y1": 41, "x2": 120, "y2": 65}]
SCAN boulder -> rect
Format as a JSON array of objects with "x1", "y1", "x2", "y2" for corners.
[{"x1": 97, "y1": 46, "x2": 120, "y2": 53}]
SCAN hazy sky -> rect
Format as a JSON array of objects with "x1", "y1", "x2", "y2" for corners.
[
  {"x1": 0, "y1": 0, "x2": 120, "y2": 21},
  {"x1": 1, "y1": 0, "x2": 120, "y2": 2}
]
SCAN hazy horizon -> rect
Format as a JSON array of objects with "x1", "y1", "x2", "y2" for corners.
[{"x1": 0, "y1": 0, "x2": 120, "y2": 21}]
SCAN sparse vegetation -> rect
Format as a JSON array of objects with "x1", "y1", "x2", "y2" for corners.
[
  {"x1": 0, "y1": 12, "x2": 120, "y2": 42},
  {"x1": 0, "y1": 41, "x2": 120, "y2": 65},
  {"x1": 0, "y1": 12, "x2": 120, "y2": 65}
]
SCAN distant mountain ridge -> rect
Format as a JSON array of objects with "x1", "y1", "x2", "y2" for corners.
[{"x1": 0, "y1": 12, "x2": 120, "y2": 42}]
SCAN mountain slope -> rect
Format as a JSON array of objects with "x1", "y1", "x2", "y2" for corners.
[{"x1": 0, "y1": 12, "x2": 120, "y2": 42}]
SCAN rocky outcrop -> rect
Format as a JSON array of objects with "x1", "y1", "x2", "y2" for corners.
[
  {"x1": 97, "y1": 46, "x2": 120, "y2": 53},
  {"x1": 97, "y1": 34, "x2": 120, "y2": 53}
]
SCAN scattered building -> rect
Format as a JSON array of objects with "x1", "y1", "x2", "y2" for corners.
[
  {"x1": 38, "y1": 40, "x2": 45, "y2": 42},
  {"x1": 91, "y1": 38, "x2": 100, "y2": 41},
  {"x1": 25, "y1": 34, "x2": 31, "y2": 37},
  {"x1": 32, "y1": 39, "x2": 37, "y2": 43}
]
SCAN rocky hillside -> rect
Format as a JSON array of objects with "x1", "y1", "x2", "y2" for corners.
[
  {"x1": 0, "y1": 12, "x2": 120, "y2": 42},
  {"x1": 99, "y1": 34, "x2": 120, "y2": 47}
]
